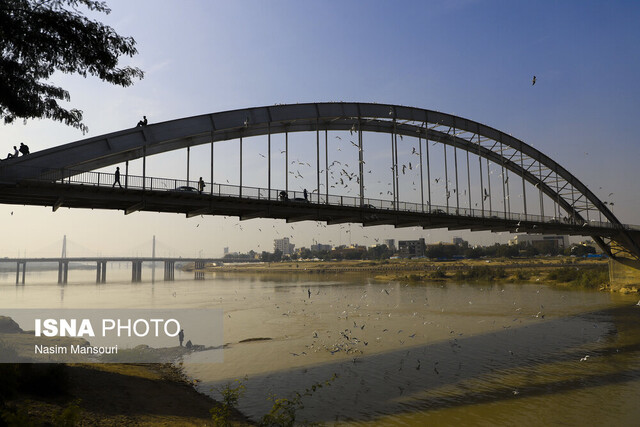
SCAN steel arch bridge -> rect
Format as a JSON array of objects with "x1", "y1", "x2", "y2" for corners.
[{"x1": 1, "y1": 102, "x2": 639, "y2": 263}]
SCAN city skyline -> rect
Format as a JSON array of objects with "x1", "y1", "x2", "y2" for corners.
[{"x1": 2, "y1": 1, "x2": 639, "y2": 258}]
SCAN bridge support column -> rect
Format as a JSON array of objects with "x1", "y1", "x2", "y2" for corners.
[
  {"x1": 16, "y1": 261, "x2": 26, "y2": 285},
  {"x1": 58, "y1": 261, "x2": 68, "y2": 284},
  {"x1": 609, "y1": 257, "x2": 640, "y2": 292},
  {"x1": 132, "y1": 261, "x2": 142, "y2": 282},
  {"x1": 164, "y1": 261, "x2": 175, "y2": 281},
  {"x1": 96, "y1": 261, "x2": 107, "y2": 283},
  {"x1": 194, "y1": 260, "x2": 205, "y2": 280}
]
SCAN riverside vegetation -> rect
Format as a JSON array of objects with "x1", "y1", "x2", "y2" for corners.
[
  {"x1": 211, "y1": 374, "x2": 339, "y2": 427},
  {"x1": 206, "y1": 256, "x2": 614, "y2": 291}
]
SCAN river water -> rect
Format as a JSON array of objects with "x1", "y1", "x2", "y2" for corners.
[{"x1": 1, "y1": 266, "x2": 639, "y2": 425}]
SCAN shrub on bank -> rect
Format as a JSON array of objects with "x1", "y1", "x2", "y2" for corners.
[
  {"x1": 547, "y1": 266, "x2": 609, "y2": 288},
  {"x1": 454, "y1": 266, "x2": 507, "y2": 281},
  {"x1": 429, "y1": 269, "x2": 447, "y2": 279},
  {"x1": 514, "y1": 270, "x2": 532, "y2": 281}
]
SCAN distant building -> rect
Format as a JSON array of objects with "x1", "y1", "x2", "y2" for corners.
[
  {"x1": 311, "y1": 243, "x2": 332, "y2": 252},
  {"x1": 274, "y1": 237, "x2": 295, "y2": 256},
  {"x1": 398, "y1": 238, "x2": 426, "y2": 258},
  {"x1": 425, "y1": 242, "x2": 456, "y2": 252},
  {"x1": 384, "y1": 239, "x2": 396, "y2": 251},
  {"x1": 223, "y1": 247, "x2": 229, "y2": 255},
  {"x1": 509, "y1": 234, "x2": 569, "y2": 251},
  {"x1": 332, "y1": 245, "x2": 366, "y2": 257}
]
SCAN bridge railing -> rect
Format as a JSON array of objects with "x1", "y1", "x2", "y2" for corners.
[{"x1": 13, "y1": 165, "x2": 627, "y2": 231}]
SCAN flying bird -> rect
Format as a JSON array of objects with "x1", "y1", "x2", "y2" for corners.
[{"x1": 532, "y1": 75, "x2": 536, "y2": 85}]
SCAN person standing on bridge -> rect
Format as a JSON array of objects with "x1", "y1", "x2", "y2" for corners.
[
  {"x1": 113, "y1": 166, "x2": 122, "y2": 188},
  {"x1": 198, "y1": 177, "x2": 205, "y2": 194}
]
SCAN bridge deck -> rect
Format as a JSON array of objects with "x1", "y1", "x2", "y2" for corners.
[{"x1": 0, "y1": 177, "x2": 632, "y2": 240}]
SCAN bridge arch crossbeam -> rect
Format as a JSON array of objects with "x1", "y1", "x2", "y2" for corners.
[{"x1": 1, "y1": 102, "x2": 637, "y2": 259}]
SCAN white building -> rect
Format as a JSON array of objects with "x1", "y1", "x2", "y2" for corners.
[
  {"x1": 274, "y1": 237, "x2": 295, "y2": 256},
  {"x1": 509, "y1": 234, "x2": 569, "y2": 250},
  {"x1": 384, "y1": 239, "x2": 396, "y2": 251}
]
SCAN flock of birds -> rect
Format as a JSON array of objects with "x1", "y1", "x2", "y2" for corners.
[{"x1": 200, "y1": 277, "x2": 623, "y2": 411}]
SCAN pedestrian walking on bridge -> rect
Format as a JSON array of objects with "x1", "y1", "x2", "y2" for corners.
[{"x1": 113, "y1": 166, "x2": 122, "y2": 188}]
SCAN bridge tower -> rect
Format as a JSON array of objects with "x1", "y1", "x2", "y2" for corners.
[
  {"x1": 58, "y1": 235, "x2": 69, "y2": 284},
  {"x1": 151, "y1": 235, "x2": 156, "y2": 282}
]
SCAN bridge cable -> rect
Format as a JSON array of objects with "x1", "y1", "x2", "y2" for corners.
[
  {"x1": 426, "y1": 127, "x2": 432, "y2": 211},
  {"x1": 325, "y1": 129, "x2": 329, "y2": 204},
  {"x1": 466, "y1": 146, "x2": 472, "y2": 212},
  {"x1": 478, "y1": 134, "x2": 485, "y2": 216},
  {"x1": 521, "y1": 150, "x2": 528, "y2": 217},
  {"x1": 500, "y1": 140, "x2": 507, "y2": 218},
  {"x1": 538, "y1": 161, "x2": 544, "y2": 217},
  {"x1": 317, "y1": 118, "x2": 321, "y2": 204},
  {"x1": 267, "y1": 124, "x2": 271, "y2": 199},
  {"x1": 390, "y1": 125, "x2": 396, "y2": 209},
  {"x1": 444, "y1": 142, "x2": 449, "y2": 212},
  {"x1": 453, "y1": 126, "x2": 460, "y2": 211},
  {"x1": 419, "y1": 135, "x2": 424, "y2": 212}
]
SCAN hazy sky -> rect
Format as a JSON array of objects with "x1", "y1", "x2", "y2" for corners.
[{"x1": 2, "y1": 0, "x2": 639, "y2": 258}]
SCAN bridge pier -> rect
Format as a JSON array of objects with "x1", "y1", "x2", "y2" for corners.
[
  {"x1": 96, "y1": 261, "x2": 107, "y2": 283},
  {"x1": 164, "y1": 261, "x2": 175, "y2": 281},
  {"x1": 194, "y1": 260, "x2": 205, "y2": 280},
  {"x1": 132, "y1": 261, "x2": 143, "y2": 282},
  {"x1": 15, "y1": 261, "x2": 26, "y2": 285},
  {"x1": 609, "y1": 257, "x2": 640, "y2": 292},
  {"x1": 57, "y1": 261, "x2": 68, "y2": 284}
]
